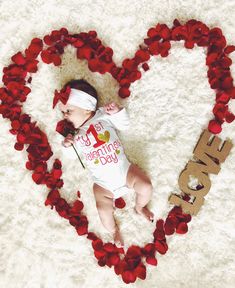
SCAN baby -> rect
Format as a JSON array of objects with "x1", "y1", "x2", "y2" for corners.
[{"x1": 58, "y1": 79, "x2": 154, "y2": 247}]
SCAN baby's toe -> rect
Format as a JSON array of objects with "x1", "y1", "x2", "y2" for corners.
[{"x1": 149, "y1": 211, "x2": 154, "y2": 221}]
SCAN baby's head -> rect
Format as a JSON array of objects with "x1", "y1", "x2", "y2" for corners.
[{"x1": 58, "y1": 79, "x2": 98, "y2": 129}]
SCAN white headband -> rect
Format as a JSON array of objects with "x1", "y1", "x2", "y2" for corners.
[{"x1": 67, "y1": 88, "x2": 97, "y2": 111}]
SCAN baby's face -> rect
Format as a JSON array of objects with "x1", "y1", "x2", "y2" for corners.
[{"x1": 58, "y1": 102, "x2": 94, "y2": 129}]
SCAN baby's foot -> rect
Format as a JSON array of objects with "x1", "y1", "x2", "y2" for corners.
[
  {"x1": 113, "y1": 228, "x2": 124, "y2": 247},
  {"x1": 134, "y1": 205, "x2": 154, "y2": 222}
]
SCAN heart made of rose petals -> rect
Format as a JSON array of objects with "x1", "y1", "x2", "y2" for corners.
[{"x1": 1, "y1": 18, "x2": 235, "y2": 284}]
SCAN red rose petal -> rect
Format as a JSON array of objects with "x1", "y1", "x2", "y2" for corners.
[
  {"x1": 26, "y1": 38, "x2": 43, "y2": 58},
  {"x1": 176, "y1": 222, "x2": 188, "y2": 234},
  {"x1": 126, "y1": 258, "x2": 141, "y2": 270},
  {"x1": 181, "y1": 213, "x2": 192, "y2": 223},
  {"x1": 147, "y1": 27, "x2": 160, "y2": 38},
  {"x1": 143, "y1": 243, "x2": 156, "y2": 255},
  {"x1": 146, "y1": 256, "x2": 158, "y2": 266},
  {"x1": 219, "y1": 56, "x2": 232, "y2": 68},
  {"x1": 224, "y1": 45, "x2": 235, "y2": 54},
  {"x1": 103, "y1": 243, "x2": 116, "y2": 253},
  {"x1": 216, "y1": 92, "x2": 230, "y2": 104},
  {"x1": 114, "y1": 259, "x2": 128, "y2": 275},
  {"x1": 114, "y1": 197, "x2": 126, "y2": 208},
  {"x1": 32, "y1": 172, "x2": 44, "y2": 184},
  {"x1": 133, "y1": 263, "x2": 146, "y2": 280},
  {"x1": 69, "y1": 216, "x2": 80, "y2": 227},
  {"x1": 41, "y1": 50, "x2": 53, "y2": 64},
  {"x1": 185, "y1": 40, "x2": 195, "y2": 49},
  {"x1": 148, "y1": 41, "x2": 160, "y2": 55},
  {"x1": 208, "y1": 119, "x2": 222, "y2": 134},
  {"x1": 25, "y1": 161, "x2": 33, "y2": 170},
  {"x1": 98, "y1": 257, "x2": 106, "y2": 267},
  {"x1": 94, "y1": 249, "x2": 106, "y2": 259},
  {"x1": 87, "y1": 232, "x2": 98, "y2": 241},
  {"x1": 11, "y1": 52, "x2": 26, "y2": 65},
  {"x1": 106, "y1": 253, "x2": 120, "y2": 266},
  {"x1": 73, "y1": 39, "x2": 84, "y2": 48},
  {"x1": 76, "y1": 224, "x2": 88, "y2": 235},
  {"x1": 225, "y1": 111, "x2": 235, "y2": 123},
  {"x1": 11, "y1": 120, "x2": 21, "y2": 130},
  {"x1": 142, "y1": 62, "x2": 150, "y2": 71},
  {"x1": 161, "y1": 25, "x2": 171, "y2": 40},
  {"x1": 126, "y1": 245, "x2": 142, "y2": 259},
  {"x1": 122, "y1": 270, "x2": 136, "y2": 284},
  {"x1": 76, "y1": 45, "x2": 94, "y2": 60},
  {"x1": 118, "y1": 87, "x2": 130, "y2": 98},
  {"x1": 156, "y1": 219, "x2": 165, "y2": 231},
  {"x1": 88, "y1": 58, "x2": 100, "y2": 72},
  {"x1": 221, "y1": 77, "x2": 233, "y2": 90},
  {"x1": 14, "y1": 142, "x2": 24, "y2": 151},
  {"x1": 155, "y1": 240, "x2": 168, "y2": 254},
  {"x1": 43, "y1": 35, "x2": 54, "y2": 45},
  {"x1": 51, "y1": 54, "x2": 61, "y2": 66},
  {"x1": 226, "y1": 87, "x2": 235, "y2": 99},
  {"x1": 70, "y1": 200, "x2": 84, "y2": 214},
  {"x1": 92, "y1": 239, "x2": 103, "y2": 250},
  {"x1": 164, "y1": 218, "x2": 176, "y2": 235},
  {"x1": 52, "y1": 169, "x2": 62, "y2": 179},
  {"x1": 25, "y1": 60, "x2": 39, "y2": 73},
  {"x1": 135, "y1": 50, "x2": 150, "y2": 62}
]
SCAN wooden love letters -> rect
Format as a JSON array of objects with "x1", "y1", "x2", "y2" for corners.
[{"x1": 168, "y1": 128, "x2": 233, "y2": 215}]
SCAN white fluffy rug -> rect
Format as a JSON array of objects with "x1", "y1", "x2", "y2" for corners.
[{"x1": 0, "y1": 0, "x2": 235, "y2": 287}]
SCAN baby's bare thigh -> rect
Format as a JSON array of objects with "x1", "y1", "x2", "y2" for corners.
[
  {"x1": 93, "y1": 183, "x2": 114, "y2": 202},
  {"x1": 126, "y1": 163, "x2": 152, "y2": 189}
]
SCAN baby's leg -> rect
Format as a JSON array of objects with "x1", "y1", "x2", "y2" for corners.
[
  {"x1": 93, "y1": 183, "x2": 124, "y2": 246},
  {"x1": 93, "y1": 183, "x2": 116, "y2": 232},
  {"x1": 126, "y1": 164, "x2": 154, "y2": 221}
]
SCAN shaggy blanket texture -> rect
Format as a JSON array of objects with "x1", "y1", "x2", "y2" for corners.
[{"x1": 0, "y1": 0, "x2": 234, "y2": 287}]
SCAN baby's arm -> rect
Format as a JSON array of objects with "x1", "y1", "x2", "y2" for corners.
[
  {"x1": 61, "y1": 133, "x2": 78, "y2": 159},
  {"x1": 103, "y1": 102, "x2": 130, "y2": 131},
  {"x1": 103, "y1": 102, "x2": 122, "y2": 115},
  {"x1": 62, "y1": 133, "x2": 74, "y2": 147}
]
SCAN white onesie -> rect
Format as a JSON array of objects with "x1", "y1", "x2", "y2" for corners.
[{"x1": 61, "y1": 106, "x2": 132, "y2": 200}]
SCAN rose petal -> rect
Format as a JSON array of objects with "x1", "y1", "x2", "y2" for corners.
[
  {"x1": 224, "y1": 45, "x2": 235, "y2": 54},
  {"x1": 133, "y1": 263, "x2": 146, "y2": 280},
  {"x1": 11, "y1": 52, "x2": 26, "y2": 65},
  {"x1": 114, "y1": 197, "x2": 126, "y2": 208},
  {"x1": 122, "y1": 270, "x2": 136, "y2": 284},
  {"x1": 146, "y1": 256, "x2": 158, "y2": 266},
  {"x1": 92, "y1": 239, "x2": 103, "y2": 250},
  {"x1": 164, "y1": 218, "x2": 176, "y2": 235},
  {"x1": 155, "y1": 240, "x2": 168, "y2": 254},
  {"x1": 14, "y1": 142, "x2": 24, "y2": 151},
  {"x1": 208, "y1": 119, "x2": 222, "y2": 134},
  {"x1": 176, "y1": 222, "x2": 188, "y2": 234}
]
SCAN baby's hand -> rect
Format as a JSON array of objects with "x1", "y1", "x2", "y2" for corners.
[
  {"x1": 62, "y1": 133, "x2": 74, "y2": 147},
  {"x1": 104, "y1": 102, "x2": 122, "y2": 115}
]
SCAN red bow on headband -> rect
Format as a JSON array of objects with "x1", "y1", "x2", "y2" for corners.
[{"x1": 53, "y1": 85, "x2": 71, "y2": 109}]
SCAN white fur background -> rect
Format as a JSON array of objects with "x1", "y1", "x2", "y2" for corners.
[{"x1": 0, "y1": 0, "x2": 235, "y2": 287}]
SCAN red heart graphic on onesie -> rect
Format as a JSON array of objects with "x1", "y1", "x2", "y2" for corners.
[{"x1": 1, "y1": 19, "x2": 235, "y2": 284}]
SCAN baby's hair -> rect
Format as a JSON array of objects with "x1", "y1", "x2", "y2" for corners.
[{"x1": 63, "y1": 78, "x2": 98, "y2": 109}]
